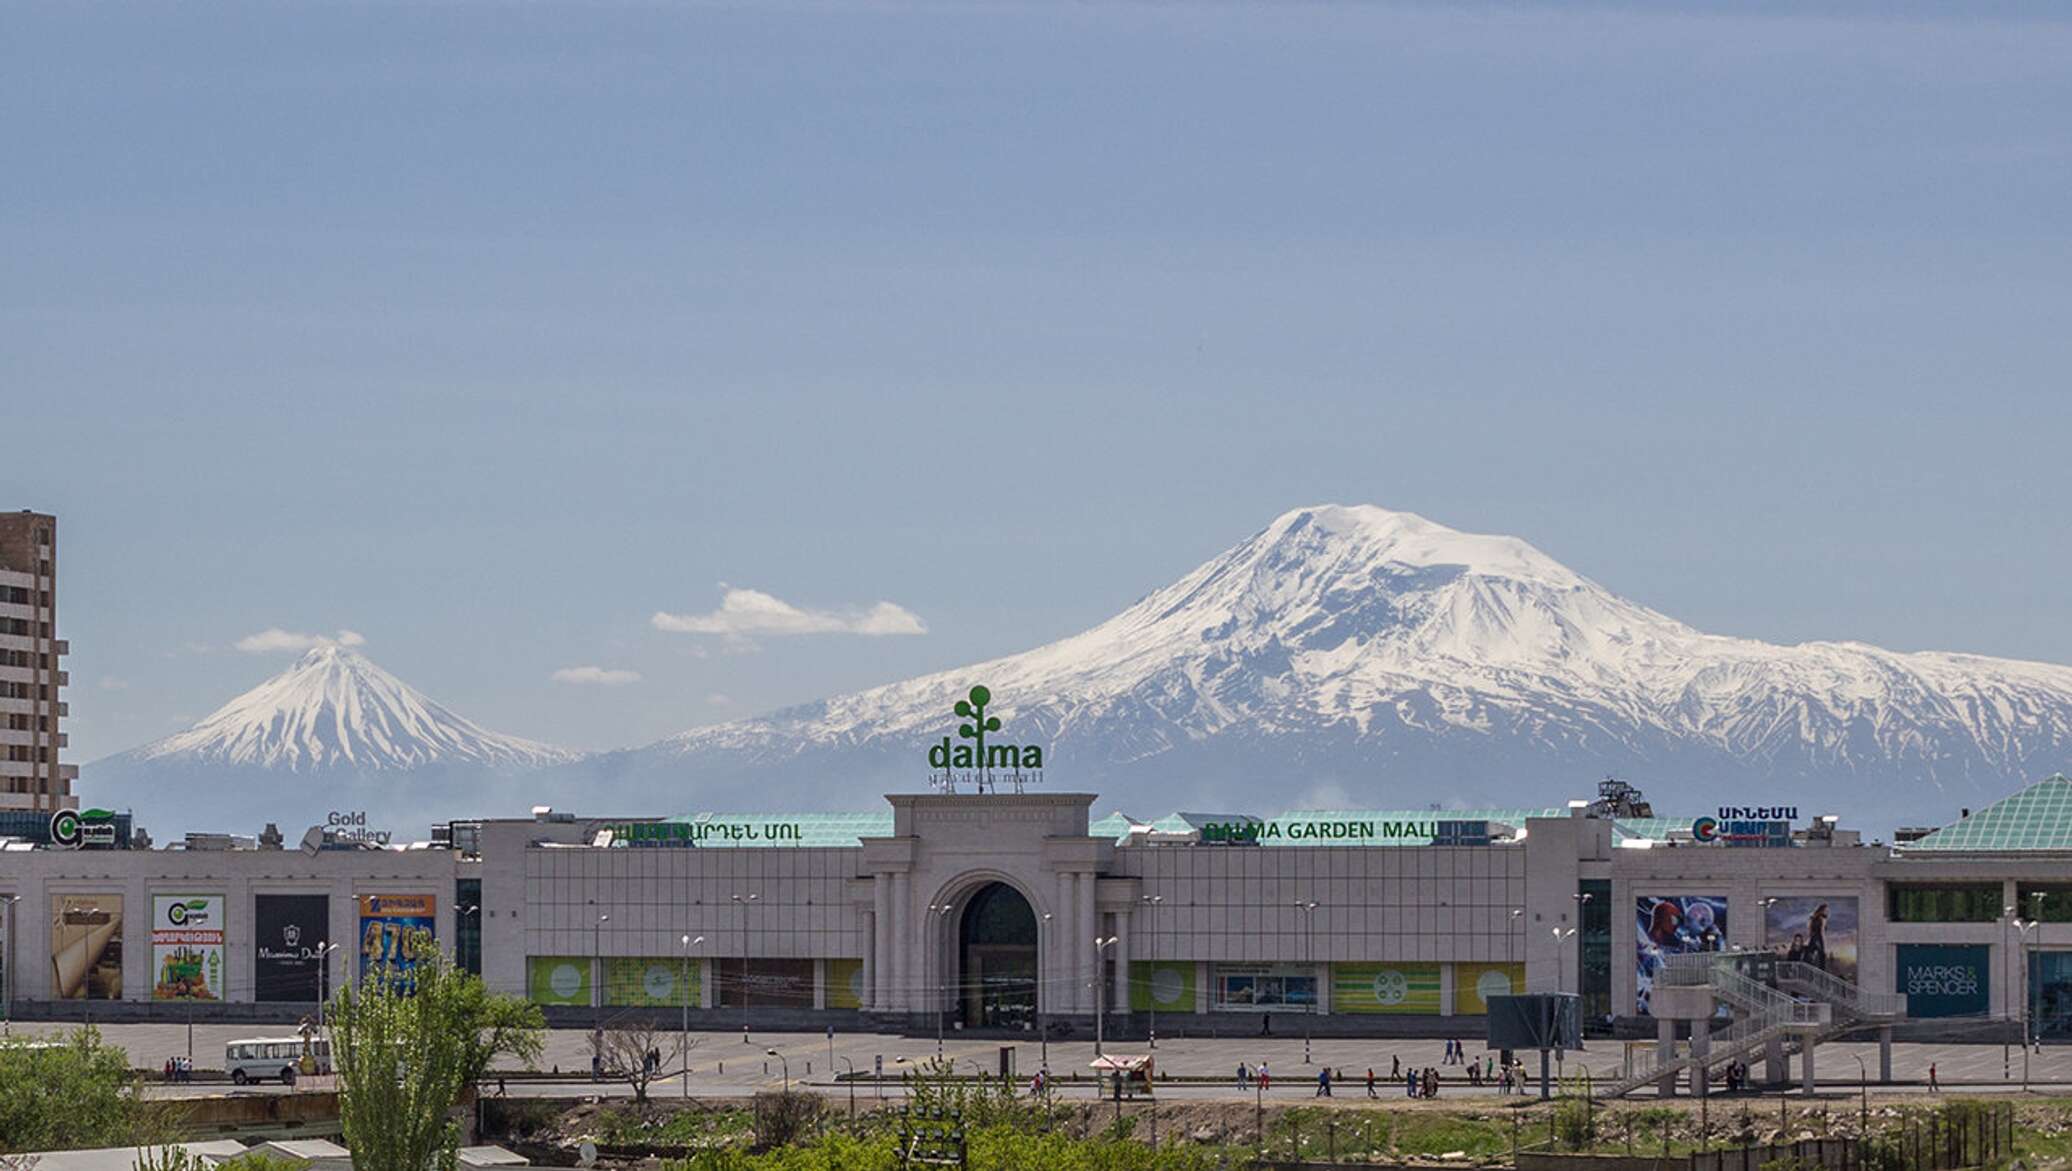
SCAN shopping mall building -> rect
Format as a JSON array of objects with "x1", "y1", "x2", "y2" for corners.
[{"x1": 2, "y1": 777, "x2": 2070, "y2": 1042}]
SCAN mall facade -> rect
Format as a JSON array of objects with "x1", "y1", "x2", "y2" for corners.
[{"x1": 3, "y1": 777, "x2": 2071, "y2": 1040}]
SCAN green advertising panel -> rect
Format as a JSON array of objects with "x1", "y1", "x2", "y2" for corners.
[
  {"x1": 604, "y1": 956, "x2": 699, "y2": 1007},
  {"x1": 827, "y1": 959, "x2": 865, "y2": 1009},
  {"x1": 1333, "y1": 963, "x2": 1442, "y2": 1014},
  {"x1": 527, "y1": 956, "x2": 591, "y2": 1005},
  {"x1": 1130, "y1": 961, "x2": 1196, "y2": 1013}
]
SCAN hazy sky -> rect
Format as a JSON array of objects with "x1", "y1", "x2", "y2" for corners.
[{"x1": 5, "y1": 0, "x2": 2069, "y2": 761}]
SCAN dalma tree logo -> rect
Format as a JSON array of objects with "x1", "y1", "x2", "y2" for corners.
[{"x1": 927, "y1": 684, "x2": 1045, "y2": 793}]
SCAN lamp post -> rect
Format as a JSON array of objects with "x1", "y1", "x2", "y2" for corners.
[
  {"x1": 456, "y1": 903, "x2": 481, "y2": 975},
  {"x1": 0, "y1": 893, "x2": 18, "y2": 1034},
  {"x1": 315, "y1": 941, "x2": 341, "y2": 1033},
  {"x1": 592, "y1": 908, "x2": 610, "y2": 1039},
  {"x1": 2015, "y1": 916, "x2": 2040, "y2": 1091},
  {"x1": 1552, "y1": 928, "x2": 1578, "y2": 994},
  {"x1": 1293, "y1": 900, "x2": 1318, "y2": 1065},
  {"x1": 2004, "y1": 905, "x2": 2017, "y2": 1080},
  {"x1": 1140, "y1": 895, "x2": 1163, "y2": 1049},
  {"x1": 1036, "y1": 907, "x2": 1052, "y2": 1069},
  {"x1": 1093, "y1": 936, "x2": 1118, "y2": 1057},
  {"x1": 929, "y1": 903, "x2": 955, "y2": 1058},
  {"x1": 836, "y1": 1056, "x2": 856, "y2": 1120},
  {"x1": 680, "y1": 934, "x2": 705, "y2": 1098},
  {"x1": 731, "y1": 893, "x2": 758, "y2": 1040},
  {"x1": 1850, "y1": 1054, "x2": 1869, "y2": 1134},
  {"x1": 1571, "y1": 893, "x2": 1593, "y2": 1007},
  {"x1": 765, "y1": 1047, "x2": 789, "y2": 1095}
]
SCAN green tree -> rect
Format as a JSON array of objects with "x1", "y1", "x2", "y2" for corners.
[
  {"x1": 328, "y1": 954, "x2": 543, "y2": 1171},
  {"x1": 0, "y1": 1028, "x2": 155, "y2": 1154}
]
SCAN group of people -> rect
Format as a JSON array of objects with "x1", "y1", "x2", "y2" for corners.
[
  {"x1": 1227, "y1": 1045, "x2": 1538, "y2": 1100},
  {"x1": 161, "y1": 1056, "x2": 195, "y2": 1082},
  {"x1": 1234, "y1": 1060, "x2": 1272, "y2": 1090}
]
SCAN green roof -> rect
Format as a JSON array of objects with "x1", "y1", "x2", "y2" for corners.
[{"x1": 1901, "y1": 775, "x2": 2072, "y2": 852}]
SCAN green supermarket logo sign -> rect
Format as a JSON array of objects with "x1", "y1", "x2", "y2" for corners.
[
  {"x1": 50, "y1": 808, "x2": 118, "y2": 849},
  {"x1": 926, "y1": 685, "x2": 1045, "y2": 794}
]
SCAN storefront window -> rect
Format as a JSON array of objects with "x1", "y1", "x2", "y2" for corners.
[
  {"x1": 2033, "y1": 951, "x2": 2072, "y2": 1039},
  {"x1": 1887, "y1": 884, "x2": 2002, "y2": 923},
  {"x1": 1579, "y1": 879, "x2": 1611, "y2": 1029},
  {"x1": 1211, "y1": 964, "x2": 1318, "y2": 1012}
]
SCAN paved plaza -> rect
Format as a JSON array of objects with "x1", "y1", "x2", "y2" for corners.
[{"x1": 12, "y1": 1023, "x2": 2065, "y2": 1101}]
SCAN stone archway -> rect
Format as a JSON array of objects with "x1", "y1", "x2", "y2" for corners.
[{"x1": 958, "y1": 881, "x2": 1039, "y2": 1030}]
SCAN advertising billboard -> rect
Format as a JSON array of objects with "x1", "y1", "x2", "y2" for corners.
[
  {"x1": 1455, "y1": 962, "x2": 1526, "y2": 1015},
  {"x1": 715, "y1": 958, "x2": 814, "y2": 1008},
  {"x1": 1896, "y1": 944, "x2": 1989, "y2": 1018},
  {"x1": 826, "y1": 959, "x2": 864, "y2": 1010},
  {"x1": 357, "y1": 894, "x2": 436, "y2": 992},
  {"x1": 1332, "y1": 963, "x2": 1442, "y2": 1014},
  {"x1": 151, "y1": 894, "x2": 225, "y2": 1001},
  {"x1": 605, "y1": 956, "x2": 699, "y2": 1007},
  {"x1": 1763, "y1": 896, "x2": 1859, "y2": 984},
  {"x1": 51, "y1": 894, "x2": 124, "y2": 1000},
  {"x1": 1210, "y1": 963, "x2": 1318, "y2": 1012},
  {"x1": 1636, "y1": 894, "x2": 1727, "y2": 1015},
  {"x1": 1130, "y1": 961, "x2": 1195, "y2": 1014},
  {"x1": 254, "y1": 895, "x2": 331, "y2": 1003},
  {"x1": 527, "y1": 956, "x2": 592, "y2": 1005}
]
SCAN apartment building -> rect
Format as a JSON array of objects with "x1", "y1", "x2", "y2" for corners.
[{"x1": 0, "y1": 510, "x2": 75, "y2": 813}]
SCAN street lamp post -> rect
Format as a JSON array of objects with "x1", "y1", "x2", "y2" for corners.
[
  {"x1": 1039, "y1": 912, "x2": 1053, "y2": 1074},
  {"x1": 680, "y1": 934, "x2": 705, "y2": 1098},
  {"x1": 1571, "y1": 893, "x2": 1594, "y2": 1007},
  {"x1": 930, "y1": 903, "x2": 955, "y2": 1058},
  {"x1": 2004, "y1": 906, "x2": 2017, "y2": 1080},
  {"x1": 1093, "y1": 936, "x2": 1118, "y2": 1057},
  {"x1": 1851, "y1": 1054, "x2": 1869, "y2": 1134},
  {"x1": 836, "y1": 1056, "x2": 856, "y2": 1120},
  {"x1": 1140, "y1": 896, "x2": 1162, "y2": 1049},
  {"x1": 592, "y1": 908, "x2": 610, "y2": 1040},
  {"x1": 765, "y1": 1048, "x2": 789, "y2": 1095},
  {"x1": 1293, "y1": 900, "x2": 1318, "y2": 1065},
  {"x1": 0, "y1": 893, "x2": 18, "y2": 1034},
  {"x1": 1552, "y1": 928, "x2": 1578, "y2": 994},
  {"x1": 731, "y1": 893, "x2": 758, "y2": 1041},
  {"x1": 2015, "y1": 916, "x2": 2040, "y2": 1091}
]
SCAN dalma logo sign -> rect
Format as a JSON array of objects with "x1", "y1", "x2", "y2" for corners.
[
  {"x1": 926, "y1": 685, "x2": 1045, "y2": 794},
  {"x1": 50, "y1": 808, "x2": 118, "y2": 849}
]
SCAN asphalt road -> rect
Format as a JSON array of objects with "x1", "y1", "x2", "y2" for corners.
[{"x1": 11, "y1": 1023, "x2": 2060, "y2": 1102}]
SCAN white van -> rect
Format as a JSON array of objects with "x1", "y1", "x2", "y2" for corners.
[{"x1": 225, "y1": 1036, "x2": 331, "y2": 1085}]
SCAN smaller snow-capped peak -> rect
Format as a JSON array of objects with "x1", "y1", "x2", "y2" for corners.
[{"x1": 133, "y1": 645, "x2": 574, "y2": 772}]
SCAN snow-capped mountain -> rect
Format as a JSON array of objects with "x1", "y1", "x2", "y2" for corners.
[
  {"x1": 127, "y1": 645, "x2": 572, "y2": 772},
  {"x1": 88, "y1": 646, "x2": 575, "y2": 837},
  {"x1": 597, "y1": 504, "x2": 2072, "y2": 824}
]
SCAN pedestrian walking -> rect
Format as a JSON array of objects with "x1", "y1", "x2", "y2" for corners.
[
  {"x1": 1390, "y1": 1054, "x2": 1401, "y2": 1079},
  {"x1": 1366, "y1": 1067, "x2": 1377, "y2": 1098},
  {"x1": 1237, "y1": 1062, "x2": 1249, "y2": 1088},
  {"x1": 1259, "y1": 1061, "x2": 1270, "y2": 1092},
  {"x1": 1317, "y1": 1067, "x2": 1332, "y2": 1097},
  {"x1": 1928, "y1": 1063, "x2": 1939, "y2": 1093}
]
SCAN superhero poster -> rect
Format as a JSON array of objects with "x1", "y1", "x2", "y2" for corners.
[{"x1": 1635, "y1": 895, "x2": 1727, "y2": 1015}]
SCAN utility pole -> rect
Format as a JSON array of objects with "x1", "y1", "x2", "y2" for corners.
[
  {"x1": 1293, "y1": 900, "x2": 1317, "y2": 1064},
  {"x1": 681, "y1": 934, "x2": 704, "y2": 1098},
  {"x1": 930, "y1": 903, "x2": 955, "y2": 1058},
  {"x1": 731, "y1": 893, "x2": 758, "y2": 1041},
  {"x1": 1140, "y1": 895, "x2": 1162, "y2": 1049}
]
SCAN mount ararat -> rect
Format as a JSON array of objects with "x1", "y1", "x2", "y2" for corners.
[{"x1": 88, "y1": 505, "x2": 2072, "y2": 835}]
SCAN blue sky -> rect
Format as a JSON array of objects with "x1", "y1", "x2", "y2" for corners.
[{"x1": 4, "y1": 0, "x2": 2069, "y2": 760}]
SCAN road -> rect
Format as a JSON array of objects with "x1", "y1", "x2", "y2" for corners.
[{"x1": 8, "y1": 1023, "x2": 2060, "y2": 1102}]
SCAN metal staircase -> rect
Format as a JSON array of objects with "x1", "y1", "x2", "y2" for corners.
[{"x1": 1601, "y1": 951, "x2": 1901, "y2": 1099}]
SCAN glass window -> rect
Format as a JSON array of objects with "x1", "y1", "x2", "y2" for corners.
[
  {"x1": 2017, "y1": 886, "x2": 2072, "y2": 924},
  {"x1": 1888, "y1": 884, "x2": 2003, "y2": 923}
]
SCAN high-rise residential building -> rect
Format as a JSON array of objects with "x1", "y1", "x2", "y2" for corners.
[{"x1": 0, "y1": 510, "x2": 75, "y2": 813}]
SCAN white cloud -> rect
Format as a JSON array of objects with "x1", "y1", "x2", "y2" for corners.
[
  {"x1": 652, "y1": 587, "x2": 926, "y2": 639},
  {"x1": 235, "y1": 627, "x2": 366, "y2": 654},
  {"x1": 553, "y1": 666, "x2": 643, "y2": 686}
]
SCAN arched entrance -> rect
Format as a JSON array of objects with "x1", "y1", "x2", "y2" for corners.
[{"x1": 958, "y1": 882, "x2": 1038, "y2": 1030}]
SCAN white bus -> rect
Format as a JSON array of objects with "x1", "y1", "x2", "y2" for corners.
[{"x1": 225, "y1": 1036, "x2": 331, "y2": 1085}]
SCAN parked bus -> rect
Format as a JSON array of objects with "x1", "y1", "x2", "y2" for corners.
[{"x1": 225, "y1": 1036, "x2": 330, "y2": 1085}]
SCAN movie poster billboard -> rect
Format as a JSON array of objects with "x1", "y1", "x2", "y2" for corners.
[
  {"x1": 51, "y1": 894, "x2": 124, "y2": 1000},
  {"x1": 357, "y1": 894, "x2": 436, "y2": 992},
  {"x1": 254, "y1": 895, "x2": 331, "y2": 1002},
  {"x1": 1455, "y1": 962, "x2": 1527, "y2": 1015},
  {"x1": 1209, "y1": 963, "x2": 1318, "y2": 1012},
  {"x1": 1636, "y1": 895, "x2": 1727, "y2": 1015},
  {"x1": 1332, "y1": 963, "x2": 1442, "y2": 1014},
  {"x1": 151, "y1": 894, "x2": 225, "y2": 1001},
  {"x1": 1763, "y1": 896, "x2": 1859, "y2": 984}
]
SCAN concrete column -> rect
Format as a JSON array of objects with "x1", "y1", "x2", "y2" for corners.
[
  {"x1": 1439, "y1": 963, "x2": 1455, "y2": 1018},
  {"x1": 1056, "y1": 872, "x2": 1075, "y2": 1012},
  {"x1": 1766, "y1": 1036, "x2": 1786, "y2": 1087},
  {"x1": 1112, "y1": 906, "x2": 1130, "y2": 1016},
  {"x1": 1078, "y1": 872, "x2": 1097, "y2": 1015},
  {"x1": 1878, "y1": 1025, "x2": 1893, "y2": 1083},
  {"x1": 890, "y1": 870, "x2": 910, "y2": 1014},
  {"x1": 869, "y1": 882, "x2": 887, "y2": 1010},
  {"x1": 1691, "y1": 1018, "x2": 1711, "y2": 1098},
  {"x1": 1801, "y1": 1037, "x2": 1816, "y2": 1096},
  {"x1": 1657, "y1": 1016, "x2": 1678, "y2": 1097}
]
